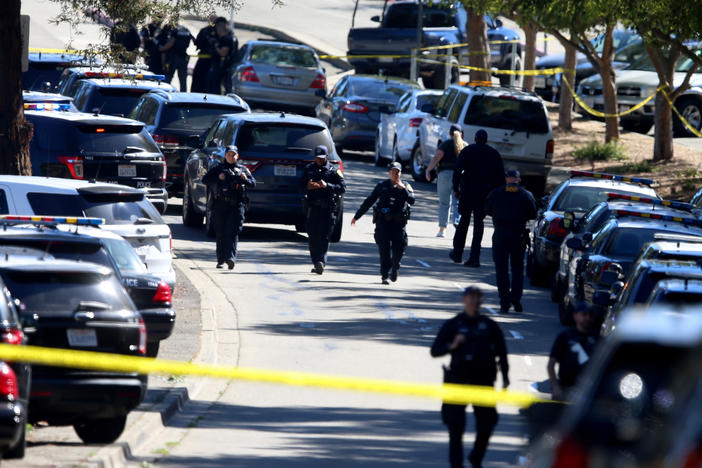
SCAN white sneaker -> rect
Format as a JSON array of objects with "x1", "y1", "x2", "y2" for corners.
[{"x1": 436, "y1": 230, "x2": 446, "y2": 238}]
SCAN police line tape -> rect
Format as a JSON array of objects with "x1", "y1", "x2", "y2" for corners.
[
  {"x1": 560, "y1": 76, "x2": 662, "y2": 119},
  {"x1": 662, "y1": 88, "x2": 702, "y2": 138},
  {"x1": 415, "y1": 57, "x2": 570, "y2": 77},
  {"x1": 0, "y1": 344, "x2": 546, "y2": 408}
]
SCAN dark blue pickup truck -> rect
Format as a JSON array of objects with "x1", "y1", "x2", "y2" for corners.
[{"x1": 346, "y1": 1, "x2": 519, "y2": 88}]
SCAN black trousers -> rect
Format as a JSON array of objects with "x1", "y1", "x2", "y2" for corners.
[
  {"x1": 306, "y1": 206, "x2": 335, "y2": 265},
  {"x1": 442, "y1": 403, "x2": 499, "y2": 468},
  {"x1": 492, "y1": 230, "x2": 526, "y2": 309},
  {"x1": 374, "y1": 221, "x2": 407, "y2": 278},
  {"x1": 214, "y1": 201, "x2": 245, "y2": 264},
  {"x1": 208, "y1": 64, "x2": 232, "y2": 95},
  {"x1": 453, "y1": 199, "x2": 485, "y2": 263},
  {"x1": 165, "y1": 55, "x2": 189, "y2": 92},
  {"x1": 191, "y1": 58, "x2": 211, "y2": 92}
]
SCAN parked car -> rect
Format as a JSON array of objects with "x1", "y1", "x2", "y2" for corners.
[
  {"x1": 316, "y1": 74, "x2": 421, "y2": 154},
  {"x1": 22, "y1": 51, "x2": 96, "y2": 92},
  {"x1": 0, "y1": 176, "x2": 175, "y2": 289},
  {"x1": 71, "y1": 77, "x2": 175, "y2": 118},
  {"x1": 231, "y1": 40, "x2": 326, "y2": 115},
  {"x1": 646, "y1": 278, "x2": 702, "y2": 307},
  {"x1": 346, "y1": 1, "x2": 519, "y2": 88},
  {"x1": 184, "y1": 113, "x2": 344, "y2": 238},
  {"x1": 0, "y1": 257, "x2": 147, "y2": 444},
  {"x1": 25, "y1": 109, "x2": 168, "y2": 212},
  {"x1": 56, "y1": 66, "x2": 160, "y2": 98},
  {"x1": 529, "y1": 171, "x2": 658, "y2": 285},
  {"x1": 417, "y1": 85, "x2": 553, "y2": 193},
  {"x1": 0, "y1": 215, "x2": 175, "y2": 357},
  {"x1": 130, "y1": 90, "x2": 250, "y2": 196},
  {"x1": 375, "y1": 89, "x2": 442, "y2": 167},
  {"x1": 23, "y1": 91, "x2": 77, "y2": 112}
]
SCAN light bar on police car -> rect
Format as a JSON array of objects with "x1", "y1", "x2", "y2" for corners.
[
  {"x1": 606, "y1": 193, "x2": 694, "y2": 211},
  {"x1": 0, "y1": 215, "x2": 104, "y2": 226},
  {"x1": 570, "y1": 170, "x2": 654, "y2": 186},
  {"x1": 611, "y1": 209, "x2": 702, "y2": 226},
  {"x1": 82, "y1": 71, "x2": 165, "y2": 81},
  {"x1": 24, "y1": 103, "x2": 71, "y2": 111}
]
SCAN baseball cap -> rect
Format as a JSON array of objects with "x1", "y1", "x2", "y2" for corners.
[
  {"x1": 449, "y1": 124, "x2": 462, "y2": 135},
  {"x1": 314, "y1": 145, "x2": 329, "y2": 158},
  {"x1": 225, "y1": 145, "x2": 238, "y2": 154},
  {"x1": 574, "y1": 302, "x2": 593, "y2": 314},
  {"x1": 462, "y1": 285, "x2": 483, "y2": 297},
  {"x1": 505, "y1": 169, "x2": 520, "y2": 179},
  {"x1": 389, "y1": 161, "x2": 402, "y2": 172}
]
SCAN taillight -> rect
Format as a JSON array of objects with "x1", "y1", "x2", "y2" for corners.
[
  {"x1": 330, "y1": 159, "x2": 343, "y2": 173},
  {"x1": 546, "y1": 139, "x2": 554, "y2": 159},
  {"x1": 161, "y1": 160, "x2": 167, "y2": 181},
  {"x1": 238, "y1": 159, "x2": 261, "y2": 173},
  {"x1": 138, "y1": 318, "x2": 147, "y2": 356},
  {"x1": 1, "y1": 328, "x2": 23, "y2": 345},
  {"x1": 553, "y1": 437, "x2": 588, "y2": 468},
  {"x1": 546, "y1": 217, "x2": 567, "y2": 240},
  {"x1": 342, "y1": 102, "x2": 368, "y2": 113},
  {"x1": 152, "y1": 281, "x2": 172, "y2": 305},
  {"x1": 309, "y1": 73, "x2": 326, "y2": 89},
  {"x1": 0, "y1": 364, "x2": 18, "y2": 400},
  {"x1": 153, "y1": 134, "x2": 179, "y2": 148},
  {"x1": 240, "y1": 66, "x2": 259, "y2": 83},
  {"x1": 57, "y1": 156, "x2": 84, "y2": 179},
  {"x1": 409, "y1": 117, "x2": 423, "y2": 127}
]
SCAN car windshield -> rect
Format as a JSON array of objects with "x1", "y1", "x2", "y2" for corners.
[
  {"x1": 348, "y1": 79, "x2": 415, "y2": 104},
  {"x1": 0, "y1": 238, "x2": 112, "y2": 268},
  {"x1": 26, "y1": 193, "x2": 164, "y2": 225},
  {"x1": 590, "y1": 30, "x2": 637, "y2": 54},
  {"x1": 2, "y1": 270, "x2": 133, "y2": 313},
  {"x1": 655, "y1": 291, "x2": 702, "y2": 305},
  {"x1": 464, "y1": 95, "x2": 549, "y2": 133},
  {"x1": 416, "y1": 94, "x2": 441, "y2": 110},
  {"x1": 383, "y1": 4, "x2": 456, "y2": 28},
  {"x1": 249, "y1": 45, "x2": 318, "y2": 68},
  {"x1": 628, "y1": 49, "x2": 702, "y2": 72},
  {"x1": 605, "y1": 227, "x2": 660, "y2": 257},
  {"x1": 160, "y1": 104, "x2": 246, "y2": 132},
  {"x1": 102, "y1": 238, "x2": 147, "y2": 274},
  {"x1": 73, "y1": 125, "x2": 160, "y2": 153},
  {"x1": 23, "y1": 62, "x2": 70, "y2": 91},
  {"x1": 554, "y1": 187, "x2": 648, "y2": 212},
  {"x1": 236, "y1": 123, "x2": 330, "y2": 154},
  {"x1": 87, "y1": 87, "x2": 152, "y2": 116}
]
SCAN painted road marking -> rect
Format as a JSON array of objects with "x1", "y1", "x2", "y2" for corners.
[
  {"x1": 416, "y1": 259, "x2": 431, "y2": 268},
  {"x1": 453, "y1": 282, "x2": 464, "y2": 290},
  {"x1": 509, "y1": 330, "x2": 524, "y2": 340}
]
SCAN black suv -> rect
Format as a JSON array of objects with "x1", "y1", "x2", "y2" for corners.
[
  {"x1": 70, "y1": 77, "x2": 175, "y2": 118},
  {"x1": 183, "y1": 113, "x2": 344, "y2": 238},
  {"x1": 0, "y1": 258, "x2": 147, "y2": 444},
  {"x1": 25, "y1": 110, "x2": 168, "y2": 212},
  {"x1": 130, "y1": 90, "x2": 250, "y2": 196}
]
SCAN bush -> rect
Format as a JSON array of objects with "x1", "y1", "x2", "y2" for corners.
[
  {"x1": 609, "y1": 160, "x2": 653, "y2": 174},
  {"x1": 573, "y1": 141, "x2": 627, "y2": 168}
]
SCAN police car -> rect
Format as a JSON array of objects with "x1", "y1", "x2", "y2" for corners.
[
  {"x1": 24, "y1": 108, "x2": 168, "y2": 212},
  {"x1": 0, "y1": 177, "x2": 175, "y2": 289},
  {"x1": 646, "y1": 278, "x2": 702, "y2": 307},
  {"x1": 22, "y1": 51, "x2": 97, "y2": 92},
  {"x1": 57, "y1": 67, "x2": 162, "y2": 98},
  {"x1": 23, "y1": 91, "x2": 77, "y2": 112},
  {"x1": 528, "y1": 171, "x2": 658, "y2": 285},
  {"x1": 71, "y1": 76, "x2": 175, "y2": 117}
]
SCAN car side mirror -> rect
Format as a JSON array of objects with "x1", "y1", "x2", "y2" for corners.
[
  {"x1": 187, "y1": 134, "x2": 202, "y2": 148},
  {"x1": 495, "y1": 18, "x2": 504, "y2": 27},
  {"x1": 592, "y1": 290, "x2": 614, "y2": 307},
  {"x1": 599, "y1": 270, "x2": 622, "y2": 288},
  {"x1": 610, "y1": 280, "x2": 625, "y2": 296},
  {"x1": 566, "y1": 237, "x2": 584, "y2": 251},
  {"x1": 562, "y1": 210, "x2": 576, "y2": 231},
  {"x1": 314, "y1": 89, "x2": 327, "y2": 98},
  {"x1": 420, "y1": 103, "x2": 436, "y2": 114},
  {"x1": 583, "y1": 231, "x2": 593, "y2": 243},
  {"x1": 371, "y1": 15, "x2": 381, "y2": 23}
]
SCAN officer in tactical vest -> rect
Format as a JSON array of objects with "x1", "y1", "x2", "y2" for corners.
[
  {"x1": 191, "y1": 15, "x2": 217, "y2": 92},
  {"x1": 352, "y1": 162, "x2": 415, "y2": 284},
  {"x1": 202, "y1": 145, "x2": 256, "y2": 269},
  {"x1": 160, "y1": 23, "x2": 193, "y2": 92},
  {"x1": 300, "y1": 145, "x2": 346, "y2": 275}
]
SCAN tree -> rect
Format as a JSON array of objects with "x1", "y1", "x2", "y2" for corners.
[{"x1": 457, "y1": 1, "x2": 493, "y2": 85}]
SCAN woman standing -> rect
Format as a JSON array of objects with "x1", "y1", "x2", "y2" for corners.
[{"x1": 426, "y1": 124, "x2": 465, "y2": 238}]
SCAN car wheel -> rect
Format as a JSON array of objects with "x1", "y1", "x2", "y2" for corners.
[
  {"x1": 4, "y1": 422, "x2": 25, "y2": 459},
  {"x1": 410, "y1": 144, "x2": 427, "y2": 182},
  {"x1": 374, "y1": 135, "x2": 389, "y2": 167},
  {"x1": 674, "y1": 97, "x2": 702, "y2": 137},
  {"x1": 621, "y1": 119, "x2": 653, "y2": 134},
  {"x1": 527, "y1": 250, "x2": 550, "y2": 287},
  {"x1": 550, "y1": 275, "x2": 563, "y2": 303},
  {"x1": 146, "y1": 341, "x2": 160, "y2": 358},
  {"x1": 182, "y1": 181, "x2": 204, "y2": 228},
  {"x1": 499, "y1": 55, "x2": 522, "y2": 87},
  {"x1": 430, "y1": 56, "x2": 460, "y2": 90},
  {"x1": 74, "y1": 415, "x2": 127, "y2": 444},
  {"x1": 391, "y1": 137, "x2": 401, "y2": 163},
  {"x1": 205, "y1": 193, "x2": 216, "y2": 239}
]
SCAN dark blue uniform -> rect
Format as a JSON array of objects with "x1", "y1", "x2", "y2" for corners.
[
  {"x1": 202, "y1": 161, "x2": 256, "y2": 266},
  {"x1": 485, "y1": 183, "x2": 537, "y2": 311},
  {"x1": 191, "y1": 23, "x2": 216, "y2": 93},
  {"x1": 300, "y1": 161, "x2": 345, "y2": 268},
  {"x1": 354, "y1": 180, "x2": 415, "y2": 281},
  {"x1": 162, "y1": 25, "x2": 192, "y2": 92}
]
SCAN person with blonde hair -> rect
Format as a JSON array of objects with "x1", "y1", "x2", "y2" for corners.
[{"x1": 426, "y1": 124, "x2": 464, "y2": 237}]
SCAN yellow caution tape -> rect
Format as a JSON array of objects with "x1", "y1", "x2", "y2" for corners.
[
  {"x1": 416, "y1": 57, "x2": 570, "y2": 76},
  {"x1": 29, "y1": 47, "x2": 82, "y2": 55},
  {"x1": 562, "y1": 75, "x2": 662, "y2": 119},
  {"x1": 661, "y1": 88, "x2": 702, "y2": 138},
  {"x1": 0, "y1": 344, "x2": 545, "y2": 408}
]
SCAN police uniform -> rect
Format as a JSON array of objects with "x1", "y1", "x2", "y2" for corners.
[
  {"x1": 208, "y1": 29, "x2": 237, "y2": 94},
  {"x1": 141, "y1": 21, "x2": 162, "y2": 74},
  {"x1": 431, "y1": 290, "x2": 509, "y2": 468},
  {"x1": 191, "y1": 23, "x2": 217, "y2": 92},
  {"x1": 300, "y1": 146, "x2": 346, "y2": 274},
  {"x1": 484, "y1": 170, "x2": 537, "y2": 313},
  {"x1": 354, "y1": 162, "x2": 415, "y2": 283},
  {"x1": 201, "y1": 146, "x2": 256, "y2": 268},
  {"x1": 162, "y1": 24, "x2": 193, "y2": 92}
]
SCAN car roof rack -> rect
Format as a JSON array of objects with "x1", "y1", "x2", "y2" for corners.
[
  {"x1": 612, "y1": 209, "x2": 702, "y2": 227},
  {"x1": 570, "y1": 170, "x2": 655, "y2": 186},
  {"x1": 606, "y1": 192, "x2": 693, "y2": 212},
  {"x1": 0, "y1": 215, "x2": 104, "y2": 229}
]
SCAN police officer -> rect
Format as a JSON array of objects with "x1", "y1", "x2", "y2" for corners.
[
  {"x1": 141, "y1": 18, "x2": 163, "y2": 74},
  {"x1": 351, "y1": 162, "x2": 415, "y2": 284},
  {"x1": 160, "y1": 23, "x2": 193, "y2": 92},
  {"x1": 208, "y1": 17, "x2": 237, "y2": 94},
  {"x1": 110, "y1": 21, "x2": 141, "y2": 64},
  {"x1": 431, "y1": 286, "x2": 509, "y2": 468},
  {"x1": 191, "y1": 15, "x2": 217, "y2": 93},
  {"x1": 485, "y1": 169, "x2": 537, "y2": 313},
  {"x1": 300, "y1": 145, "x2": 346, "y2": 275},
  {"x1": 201, "y1": 145, "x2": 256, "y2": 269},
  {"x1": 451, "y1": 129, "x2": 505, "y2": 267}
]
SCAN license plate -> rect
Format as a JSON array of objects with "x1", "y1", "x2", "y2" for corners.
[
  {"x1": 274, "y1": 76, "x2": 295, "y2": 86},
  {"x1": 274, "y1": 164, "x2": 296, "y2": 177},
  {"x1": 534, "y1": 76, "x2": 546, "y2": 88},
  {"x1": 118, "y1": 164, "x2": 137, "y2": 177},
  {"x1": 67, "y1": 329, "x2": 97, "y2": 347},
  {"x1": 378, "y1": 57, "x2": 394, "y2": 63},
  {"x1": 137, "y1": 181, "x2": 151, "y2": 188}
]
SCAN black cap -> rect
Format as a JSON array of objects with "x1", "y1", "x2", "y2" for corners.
[
  {"x1": 449, "y1": 124, "x2": 462, "y2": 135},
  {"x1": 214, "y1": 16, "x2": 228, "y2": 25},
  {"x1": 574, "y1": 302, "x2": 593, "y2": 314},
  {"x1": 225, "y1": 145, "x2": 238, "y2": 154},
  {"x1": 475, "y1": 129, "x2": 488, "y2": 144},
  {"x1": 314, "y1": 145, "x2": 329, "y2": 158},
  {"x1": 389, "y1": 161, "x2": 402, "y2": 172},
  {"x1": 505, "y1": 169, "x2": 520, "y2": 179},
  {"x1": 462, "y1": 285, "x2": 482, "y2": 297}
]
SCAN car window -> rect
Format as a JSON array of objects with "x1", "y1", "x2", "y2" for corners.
[
  {"x1": 140, "y1": 98, "x2": 159, "y2": 125},
  {"x1": 210, "y1": 120, "x2": 229, "y2": 147},
  {"x1": 83, "y1": 87, "x2": 151, "y2": 116},
  {"x1": 384, "y1": 3, "x2": 456, "y2": 28},
  {"x1": 0, "y1": 239, "x2": 113, "y2": 269},
  {"x1": 102, "y1": 238, "x2": 147, "y2": 275},
  {"x1": 605, "y1": 227, "x2": 660, "y2": 257},
  {"x1": 654, "y1": 291, "x2": 702, "y2": 306},
  {"x1": 26, "y1": 193, "x2": 164, "y2": 225},
  {"x1": 554, "y1": 187, "x2": 639, "y2": 212},
  {"x1": 249, "y1": 45, "x2": 318, "y2": 68},
  {"x1": 22, "y1": 62, "x2": 68, "y2": 91},
  {"x1": 691, "y1": 189, "x2": 702, "y2": 208},
  {"x1": 447, "y1": 91, "x2": 468, "y2": 123},
  {"x1": 203, "y1": 120, "x2": 225, "y2": 147},
  {"x1": 416, "y1": 93, "x2": 441, "y2": 111},
  {"x1": 72, "y1": 82, "x2": 92, "y2": 110},
  {"x1": 331, "y1": 78, "x2": 348, "y2": 98},
  {"x1": 435, "y1": 89, "x2": 457, "y2": 118},
  {"x1": 348, "y1": 79, "x2": 415, "y2": 104},
  {"x1": 465, "y1": 95, "x2": 549, "y2": 133},
  {"x1": 236, "y1": 123, "x2": 330, "y2": 155},
  {"x1": 73, "y1": 125, "x2": 159, "y2": 154},
  {"x1": 159, "y1": 104, "x2": 245, "y2": 133},
  {"x1": 396, "y1": 93, "x2": 412, "y2": 113},
  {"x1": 590, "y1": 223, "x2": 614, "y2": 252},
  {"x1": 2, "y1": 270, "x2": 133, "y2": 313},
  {"x1": 0, "y1": 190, "x2": 9, "y2": 215}
]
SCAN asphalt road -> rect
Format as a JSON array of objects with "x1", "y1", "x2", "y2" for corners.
[{"x1": 125, "y1": 152, "x2": 562, "y2": 467}]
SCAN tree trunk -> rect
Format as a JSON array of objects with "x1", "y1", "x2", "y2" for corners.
[
  {"x1": 466, "y1": 7, "x2": 491, "y2": 84},
  {"x1": 522, "y1": 24, "x2": 537, "y2": 92},
  {"x1": 0, "y1": 0, "x2": 33, "y2": 176},
  {"x1": 652, "y1": 93, "x2": 674, "y2": 160},
  {"x1": 600, "y1": 68, "x2": 619, "y2": 142},
  {"x1": 558, "y1": 42, "x2": 576, "y2": 131}
]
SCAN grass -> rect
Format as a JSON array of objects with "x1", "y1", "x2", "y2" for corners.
[
  {"x1": 608, "y1": 160, "x2": 655, "y2": 174},
  {"x1": 680, "y1": 168, "x2": 701, "y2": 191},
  {"x1": 573, "y1": 141, "x2": 627, "y2": 169}
]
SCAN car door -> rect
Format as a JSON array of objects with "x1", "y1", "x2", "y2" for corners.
[
  {"x1": 423, "y1": 88, "x2": 458, "y2": 156},
  {"x1": 328, "y1": 78, "x2": 350, "y2": 139},
  {"x1": 393, "y1": 93, "x2": 416, "y2": 156},
  {"x1": 380, "y1": 92, "x2": 409, "y2": 156},
  {"x1": 317, "y1": 76, "x2": 346, "y2": 128}
]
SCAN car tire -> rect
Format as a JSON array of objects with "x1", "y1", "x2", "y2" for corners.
[
  {"x1": 74, "y1": 415, "x2": 127, "y2": 444},
  {"x1": 527, "y1": 250, "x2": 550, "y2": 286},
  {"x1": 205, "y1": 192, "x2": 216, "y2": 239},
  {"x1": 673, "y1": 97, "x2": 702, "y2": 137},
  {"x1": 621, "y1": 119, "x2": 653, "y2": 134},
  {"x1": 499, "y1": 54, "x2": 522, "y2": 87},
  {"x1": 4, "y1": 422, "x2": 25, "y2": 459},
  {"x1": 146, "y1": 341, "x2": 160, "y2": 358},
  {"x1": 374, "y1": 135, "x2": 389, "y2": 167},
  {"x1": 550, "y1": 275, "x2": 564, "y2": 303},
  {"x1": 391, "y1": 137, "x2": 401, "y2": 163},
  {"x1": 410, "y1": 144, "x2": 429, "y2": 182},
  {"x1": 331, "y1": 207, "x2": 343, "y2": 243},
  {"x1": 182, "y1": 181, "x2": 204, "y2": 228}
]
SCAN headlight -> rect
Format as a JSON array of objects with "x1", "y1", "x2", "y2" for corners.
[{"x1": 641, "y1": 86, "x2": 658, "y2": 97}]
